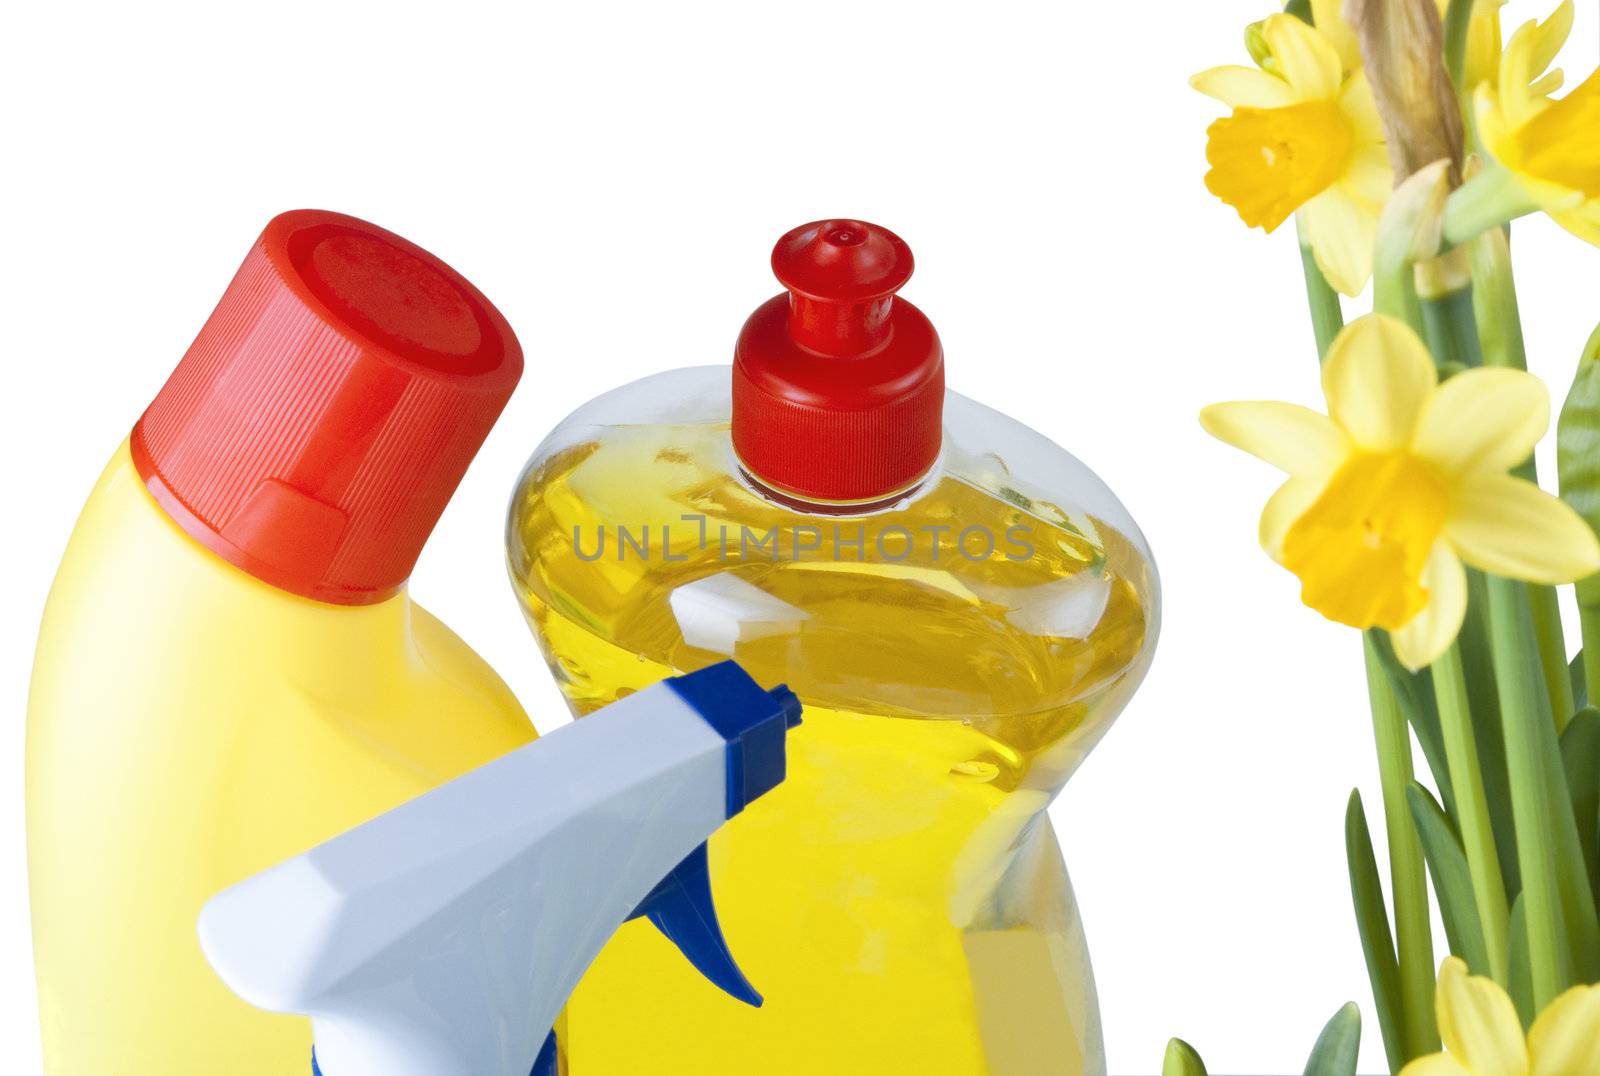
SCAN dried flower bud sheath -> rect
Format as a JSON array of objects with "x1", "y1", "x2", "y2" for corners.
[{"x1": 1345, "y1": 0, "x2": 1465, "y2": 185}]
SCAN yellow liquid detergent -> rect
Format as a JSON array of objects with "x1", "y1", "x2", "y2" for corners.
[
  {"x1": 27, "y1": 444, "x2": 535, "y2": 1074},
  {"x1": 508, "y1": 408, "x2": 1157, "y2": 1075}
]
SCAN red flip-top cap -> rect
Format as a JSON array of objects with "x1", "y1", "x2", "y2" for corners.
[
  {"x1": 131, "y1": 209, "x2": 522, "y2": 605},
  {"x1": 732, "y1": 220, "x2": 944, "y2": 504}
]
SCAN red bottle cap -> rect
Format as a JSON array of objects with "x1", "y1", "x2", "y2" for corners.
[
  {"x1": 132, "y1": 209, "x2": 522, "y2": 605},
  {"x1": 732, "y1": 219, "x2": 944, "y2": 505}
]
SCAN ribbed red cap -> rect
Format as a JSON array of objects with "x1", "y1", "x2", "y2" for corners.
[
  {"x1": 131, "y1": 209, "x2": 522, "y2": 605},
  {"x1": 732, "y1": 220, "x2": 943, "y2": 504}
]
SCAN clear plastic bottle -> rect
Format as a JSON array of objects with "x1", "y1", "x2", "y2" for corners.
[{"x1": 507, "y1": 220, "x2": 1159, "y2": 1074}]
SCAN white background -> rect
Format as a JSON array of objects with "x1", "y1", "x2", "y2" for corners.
[{"x1": 3, "y1": 2, "x2": 1597, "y2": 1072}]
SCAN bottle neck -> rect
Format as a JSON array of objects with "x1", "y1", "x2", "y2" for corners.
[{"x1": 737, "y1": 463, "x2": 933, "y2": 517}]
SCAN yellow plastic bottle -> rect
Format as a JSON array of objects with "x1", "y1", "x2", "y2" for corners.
[
  {"x1": 27, "y1": 210, "x2": 535, "y2": 1075},
  {"x1": 507, "y1": 220, "x2": 1160, "y2": 1074}
]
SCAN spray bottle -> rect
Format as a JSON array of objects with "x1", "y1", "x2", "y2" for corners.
[{"x1": 199, "y1": 662, "x2": 801, "y2": 1076}]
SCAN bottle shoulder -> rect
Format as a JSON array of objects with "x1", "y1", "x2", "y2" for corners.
[
  {"x1": 508, "y1": 376, "x2": 1159, "y2": 723},
  {"x1": 34, "y1": 443, "x2": 529, "y2": 741},
  {"x1": 524, "y1": 366, "x2": 1155, "y2": 565}
]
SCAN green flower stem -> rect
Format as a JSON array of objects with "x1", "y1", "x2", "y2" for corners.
[
  {"x1": 1530, "y1": 586, "x2": 1575, "y2": 733},
  {"x1": 1374, "y1": 256, "x2": 1425, "y2": 332},
  {"x1": 1420, "y1": 286, "x2": 1484, "y2": 370},
  {"x1": 1430, "y1": 643, "x2": 1511, "y2": 983},
  {"x1": 1365, "y1": 635, "x2": 1440, "y2": 1060},
  {"x1": 1467, "y1": 228, "x2": 1526, "y2": 371},
  {"x1": 1484, "y1": 575, "x2": 1569, "y2": 1009},
  {"x1": 1443, "y1": 0, "x2": 1479, "y2": 152},
  {"x1": 1298, "y1": 225, "x2": 1344, "y2": 362},
  {"x1": 1464, "y1": 228, "x2": 1575, "y2": 729}
]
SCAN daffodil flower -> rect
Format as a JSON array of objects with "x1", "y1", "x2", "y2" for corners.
[
  {"x1": 1201, "y1": 314, "x2": 1600, "y2": 670},
  {"x1": 1400, "y1": 957, "x2": 1600, "y2": 1075},
  {"x1": 1192, "y1": 5, "x2": 1390, "y2": 297},
  {"x1": 1455, "y1": 1, "x2": 1599, "y2": 246}
]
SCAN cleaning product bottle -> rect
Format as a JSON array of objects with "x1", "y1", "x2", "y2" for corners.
[
  {"x1": 200, "y1": 661, "x2": 802, "y2": 1076},
  {"x1": 27, "y1": 209, "x2": 535, "y2": 1075},
  {"x1": 506, "y1": 219, "x2": 1161, "y2": 1075}
]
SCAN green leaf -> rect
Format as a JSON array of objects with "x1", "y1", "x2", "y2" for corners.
[
  {"x1": 1562, "y1": 707, "x2": 1600, "y2": 911},
  {"x1": 1369, "y1": 630, "x2": 1457, "y2": 820},
  {"x1": 1507, "y1": 894, "x2": 1533, "y2": 1028},
  {"x1": 1163, "y1": 1038, "x2": 1207, "y2": 1076},
  {"x1": 1558, "y1": 329, "x2": 1600, "y2": 612},
  {"x1": 1346, "y1": 790, "x2": 1406, "y2": 1074},
  {"x1": 1543, "y1": 705, "x2": 1600, "y2": 982},
  {"x1": 1407, "y1": 782, "x2": 1491, "y2": 974},
  {"x1": 1303, "y1": 1002, "x2": 1362, "y2": 1076}
]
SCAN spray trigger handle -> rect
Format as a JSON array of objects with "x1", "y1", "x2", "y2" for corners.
[{"x1": 628, "y1": 842, "x2": 761, "y2": 1007}]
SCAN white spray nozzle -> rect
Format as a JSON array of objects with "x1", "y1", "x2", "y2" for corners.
[{"x1": 198, "y1": 661, "x2": 800, "y2": 1076}]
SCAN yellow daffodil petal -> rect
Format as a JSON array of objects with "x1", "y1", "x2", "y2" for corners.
[
  {"x1": 1527, "y1": 0, "x2": 1575, "y2": 87},
  {"x1": 1311, "y1": 0, "x2": 1362, "y2": 74},
  {"x1": 1446, "y1": 473, "x2": 1600, "y2": 584},
  {"x1": 1400, "y1": 1053, "x2": 1474, "y2": 1076},
  {"x1": 1282, "y1": 451, "x2": 1448, "y2": 630},
  {"x1": 1322, "y1": 315, "x2": 1437, "y2": 450},
  {"x1": 1263, "y1": 13, "x2": 1342, "y2": 102},
  {"x1": 1340, "y1": 70, "x2": 1387, "y2": 147},
  {"x1": 1260, "y1": 474, "x2": 1331, "y2": 562},
  {"x1": 1457, "y1": 0, "x2": 1506, "y2": 95},
  {"x1": 1491, "y1": 3, "x2": 1576, "y2": 135},
  {"x1": 1529, "y1": 981, "x2": 1600, "y2": 1076},
  {"x1": 1412, "y1": 367, "x2": 1549, "y2": 478},
  {"x1": 1344, "y1": 142, "x2": 1397, "y2": 208},
  {"x1": 1391, "y1": 542, "x2": 1467, "y2": 671},
  {"x1": 1191, "y1": 65, "x2": 1297, "y2": 108},
  {"x1": 1436, "y1": 957, "x2": 1529, "y2": 1076},
  {"x1": 1200, "y1": 401, "x2": 1351, "y2": 476},
  {"x1": 1499, "y1": 14, "x2": 1554, "y2": 128},
  {"x1": 1476, "y1": 82, "x2": 1521, "y2": 166},
  {"x1": 1528, "y1": 67, "x2": 1565, "y2": 98},
  {"x1": 1301, "y1": 185, "x2": 1378, "y2": 296}
]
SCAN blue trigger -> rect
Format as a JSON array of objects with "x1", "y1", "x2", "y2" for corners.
[{"x1": 628, "y1": 842, "x2": 762, "y2": 1007}]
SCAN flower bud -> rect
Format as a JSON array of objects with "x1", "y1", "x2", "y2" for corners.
[{"x1": 1163, "y1": 1039, "x2": 1209, "y2": 1076}]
